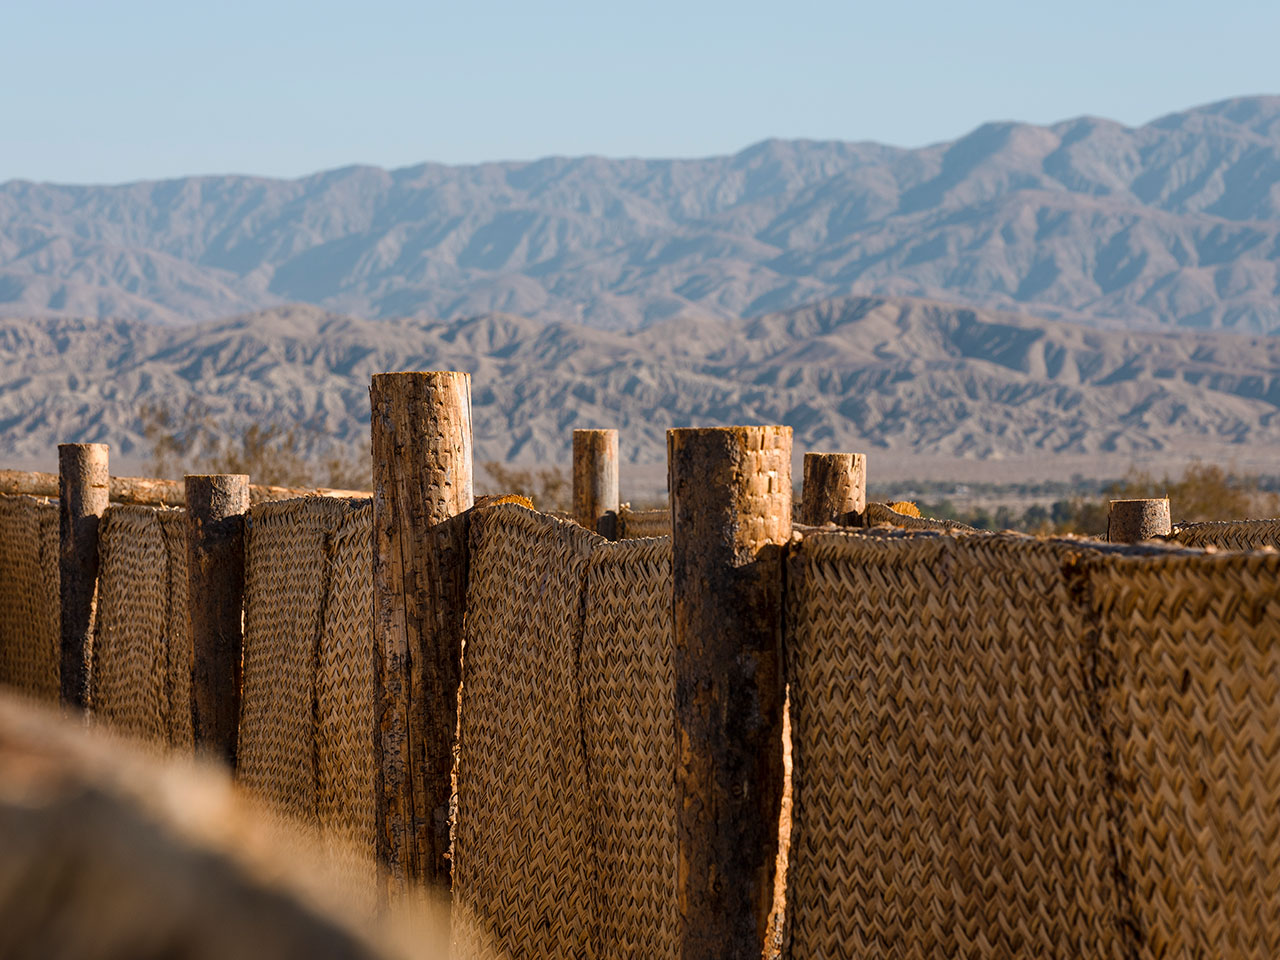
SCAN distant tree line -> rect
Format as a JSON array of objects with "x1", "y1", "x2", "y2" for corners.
[
  {"x1": 904, "y1": 463, "x2": 1280, "y2": 536},
  {"x1": 140, "y1": 404, "x2": 1280, "y2": 530}
]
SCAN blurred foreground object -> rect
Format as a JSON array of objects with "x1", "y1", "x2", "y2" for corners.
[{"x1": 0, "y1": 692, "x2": 444, "y2": 960}]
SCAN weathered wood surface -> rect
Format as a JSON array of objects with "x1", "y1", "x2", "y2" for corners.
[
  {"x1": 1108, "y1": 497, "x2": 1172, "y2": 543},
  {"x1": 572, "y1": 428, "x2": 619, "y2": 539},
  {"x1": 0, "y1": 469, "x2": 365, "y2": 506},
  {"x1": 668, "y1": 425, "x2": 791, "y2": 960},
  {"x1": 58, "y1": 444, "x2": 109, "y2": 709},
  {"x1": 800, "y1": 451, "x2": 866, "y2": 525},
  {"x1": 370, "y1": 371, "x2": 473, "y2": 896},
  {"x1": 185, "y1": 474, "x2": 249, "y2": 767}
]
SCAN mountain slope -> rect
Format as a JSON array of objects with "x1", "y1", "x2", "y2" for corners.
[
  {"x1": 4, "y1": 297, "x2": 1280, "y2": 478},
  {"x1": 4, "y1": 96, "x2": 1280, "y2": 332}
]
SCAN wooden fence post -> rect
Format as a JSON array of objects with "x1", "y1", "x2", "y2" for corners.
[
  {"x1": 800, "y1": 451, "x2": 866, "y2": 525},
  {"x1": 371, "y1": 371, "x2": 474, "y2": 896},
  {"x1": 1108, "y1": 497, "x2": 1171, "y2": 543},
  {"x1": 573, "y1": 428, "x2": 619, "y2": 539},
  {"x1": 59, "y1": 442, "x2": 109, "y2": 709},
  {"x1": 185, "y1": 474, "x2": 249, "y2": 766},
  {"x1": 668, "y1": 425, "x2": 791, "y2": 960}
]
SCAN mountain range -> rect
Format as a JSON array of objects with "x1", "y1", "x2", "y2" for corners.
[
  {"x1": 5, "y1": 296, "x2": 1280, "y2": 485},
  {"x1": 4, "y1": 96, "x2": 1280, "y2": 333}
]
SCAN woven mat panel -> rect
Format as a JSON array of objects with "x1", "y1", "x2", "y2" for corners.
[
  {"x1": 580, "y1": 536, "x2": 676, "y2": 959},
  {"x1": 453, "y1": 504, "x2": 600, "y2": 960},
  {"x1": 92, "y1": 505, "x2": 180, "y2": 746},
  {"x1": 862, "y1": 501, "x2": 977, "y2": 533},
  {"x1": 158, "y1": 511, "x2": 192, "y2": 750},
  {"x1": 1168, "y1": 517, "x2": 1280, "y2": 551},
  {"x1": 784, "y1": 530, "x2": 1121, "y2": 959},
  {"x1": 315, "y1": 502, "x2": 376, "y2": 892},
  {"x1": 240, "y1": 497, "x2": 360, "y2": 825},
  {"x1": 0, "y1": 495, "x2": 59, "y2": 699},
  {"x1": 1091, "y1": 550, "x2": 1280, "y2": 959},
  {"x1": 618, "y1": 506, "x2": 670, "y2": 539}
]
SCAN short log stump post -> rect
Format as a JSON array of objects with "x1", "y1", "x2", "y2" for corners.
[
  {"x1": 185, "y1": 474, "x2": 249, "y2": 766},
  {"x1": 573, "y1": 428, "x2": 619, "y2": 538},
  {"x1": 800, "y1": 451, "x2": 867, "y2": 525},
  {"x1": 59, "y1": 443, "x2": 109, "y2": 709},
  {"x1": 1108, "y1": 497, "x2": 1172, "y2": 543}
]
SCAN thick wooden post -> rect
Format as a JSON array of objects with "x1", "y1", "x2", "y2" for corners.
[
  {"x1": 371, "y1": 371, "x2": 473, "y2": 895},
  {"x1": 59, "y1": 443, "x2": 109, "y2": 709},
  {"x1": 668, "y1": 425, "x2": 791, "y2": 960},
  {"x1": 185, "y1": 474, "x2": 248, "y2": 766},
  {"x1": 573, "y1": 428, "x2": 619, "y2": 539},
  {"x1": 800, "y1": 451, "x2": 867, "y2": 525},
  {"x1": 1108, "y1": 497, "x2": 1171, "y2": 543}
]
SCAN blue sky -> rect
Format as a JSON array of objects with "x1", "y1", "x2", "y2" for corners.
[{"x1": 3, "y1": 0, "x2": 1278, "y2": 184}]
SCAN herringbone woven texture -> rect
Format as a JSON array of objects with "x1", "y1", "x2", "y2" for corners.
[
  {"x1": 0, "y1": 495, "x2": 59, "y2": 699},
  {"x1": 240, "y1": 497, "x2": 359, "y2": 825},
  {"x1": 862, "y1": 501, "x2": 977, "y2": 533},
  {"x1": 1168, "y1": 518, "x2": 1280, "y2": 551},
  {"x1": 784, "y1": 529, "x2": 1120, "y2": 959},
  {"x1": 316, "y1": 501, "x2": 377, "y2": 891},
  {"x1": 581, "y1": 535, "x2": 676, "y2": 959},
  {"x1": 92, "y1": 505, "x2": 188, "y2": 747},
  {"x1": 1091, "y1": 548, "x2": 1280, "y2": 959},
  {"x1": 453, "y1": 503, "x2": 600, "y2": 960},
  {"x1": 618, "y1": 506, "x2": 670, "y2": 539},
  {"x1": 159, "y1": 510, "x2": 193, "y2": 750}
]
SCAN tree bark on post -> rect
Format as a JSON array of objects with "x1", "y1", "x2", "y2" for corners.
[
  {"x1": 668, "y1": 425, "x2": 791, "y2": 960},
  {"x1": 1108, "y1": 497, "x2": 1172, "y2": 543},
  {"x1": 371, "y1": 371, "x2": 473, "y2": 897},
  {"x1": 800, "y1": 452, "x2": 867, "y2": 525},
  {"x1": 572, "y1": 428, "x2": 619, "y2": 539},
  {"x1": 185, "y1": 474, "x2": 249, "y2": 766},
  {"x1": 59, "y1": 443, "x2": 109, "y2": 709}
]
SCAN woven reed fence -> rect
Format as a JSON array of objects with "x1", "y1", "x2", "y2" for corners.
[
  {"x1": 617, "y1": 505, "x2": 670, "y2": 539},
  {"x1": 238, "y1": 496, "x2": 377, "y2": 889},
  {"x1": 0, "y1": 494, "x2": 59, "y2": 699},
  {"x1": 861, "y1": 500, "x2": 977, "y2": 532},
  {"x1": 453, "y1": 504, "x2": 675, "y2": 960},
  {"x1": 785, "y1": 527, "x2": 1280, "y2": 959},
  {"x1": 91, "y1": 504, "x2": 190, "y2": 748},
  {"x1": 7, "y1": 475, "x2": 1280, "y2": 959},
  {"x1": 1168, "y1": 516, "x2": 1280, "y2": 551}
]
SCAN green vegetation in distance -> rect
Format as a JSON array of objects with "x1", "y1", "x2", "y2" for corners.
[
  {"x1": 878, "y1": 463, "x2": 1280, "y2": 537},
  {"x1": 140, "y1": 403, "x2": 1280, "y2": 531}
]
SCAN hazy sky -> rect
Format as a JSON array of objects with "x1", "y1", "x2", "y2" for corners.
[{"x1": 4, "y1": 0, "x2": 1278, "y2": 184}]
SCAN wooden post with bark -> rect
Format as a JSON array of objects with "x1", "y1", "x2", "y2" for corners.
[
  {"x1": 58, "y1": 443, "x2": 109, "y2": 709},
  {"x1": 800, "y1": 451, "x2": 867, "y2": 525},
  {"x1": 185, "y1": 474, "x2": 249, "y2": 766},
  {"x1": 668, "y1": 425, "x2": 792, "y2": 960},
  {"x1": 1108, "y1": 497, "x2": 1172, "y2": 543},
  {"x1": 370, "y1": 371, "x2": 474, "y2": 897},
  {"x1": 572, "y1": 428, "x2": 619, "y2": 539}
]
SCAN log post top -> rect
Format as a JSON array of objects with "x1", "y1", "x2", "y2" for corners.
[
  {"x1": 668, "y1": 425, "x2": 792, "y2": 556},
  {"x1": 800, "y1": 451, "x2": 867, "y2": 526},
  {"x1": 1108, "y1": 497, "x2": 1173, "y2": 543},
  {"x1": 184, "y1": 475, "x2": 250, "y2": 517}
]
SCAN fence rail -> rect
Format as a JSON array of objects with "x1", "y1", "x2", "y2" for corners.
[
  {"x1": 0, "y1": 467, "x2": 368, "y2": 506},
  {"x1": 2, "y1": 371, "x2": 1280, "y2": 959}
]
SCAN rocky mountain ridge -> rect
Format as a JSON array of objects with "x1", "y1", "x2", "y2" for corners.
[
  {"x1": 4, "y1": 296, "x2": 1280, "y2": 481},
  {"x1": 4, "y1": 96, "x2": 1280, "y2": 332}
]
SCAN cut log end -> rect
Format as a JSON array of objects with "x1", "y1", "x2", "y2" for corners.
[{"x1": 1108, "y1": 498, "x2": 1172, "y2": 543}]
